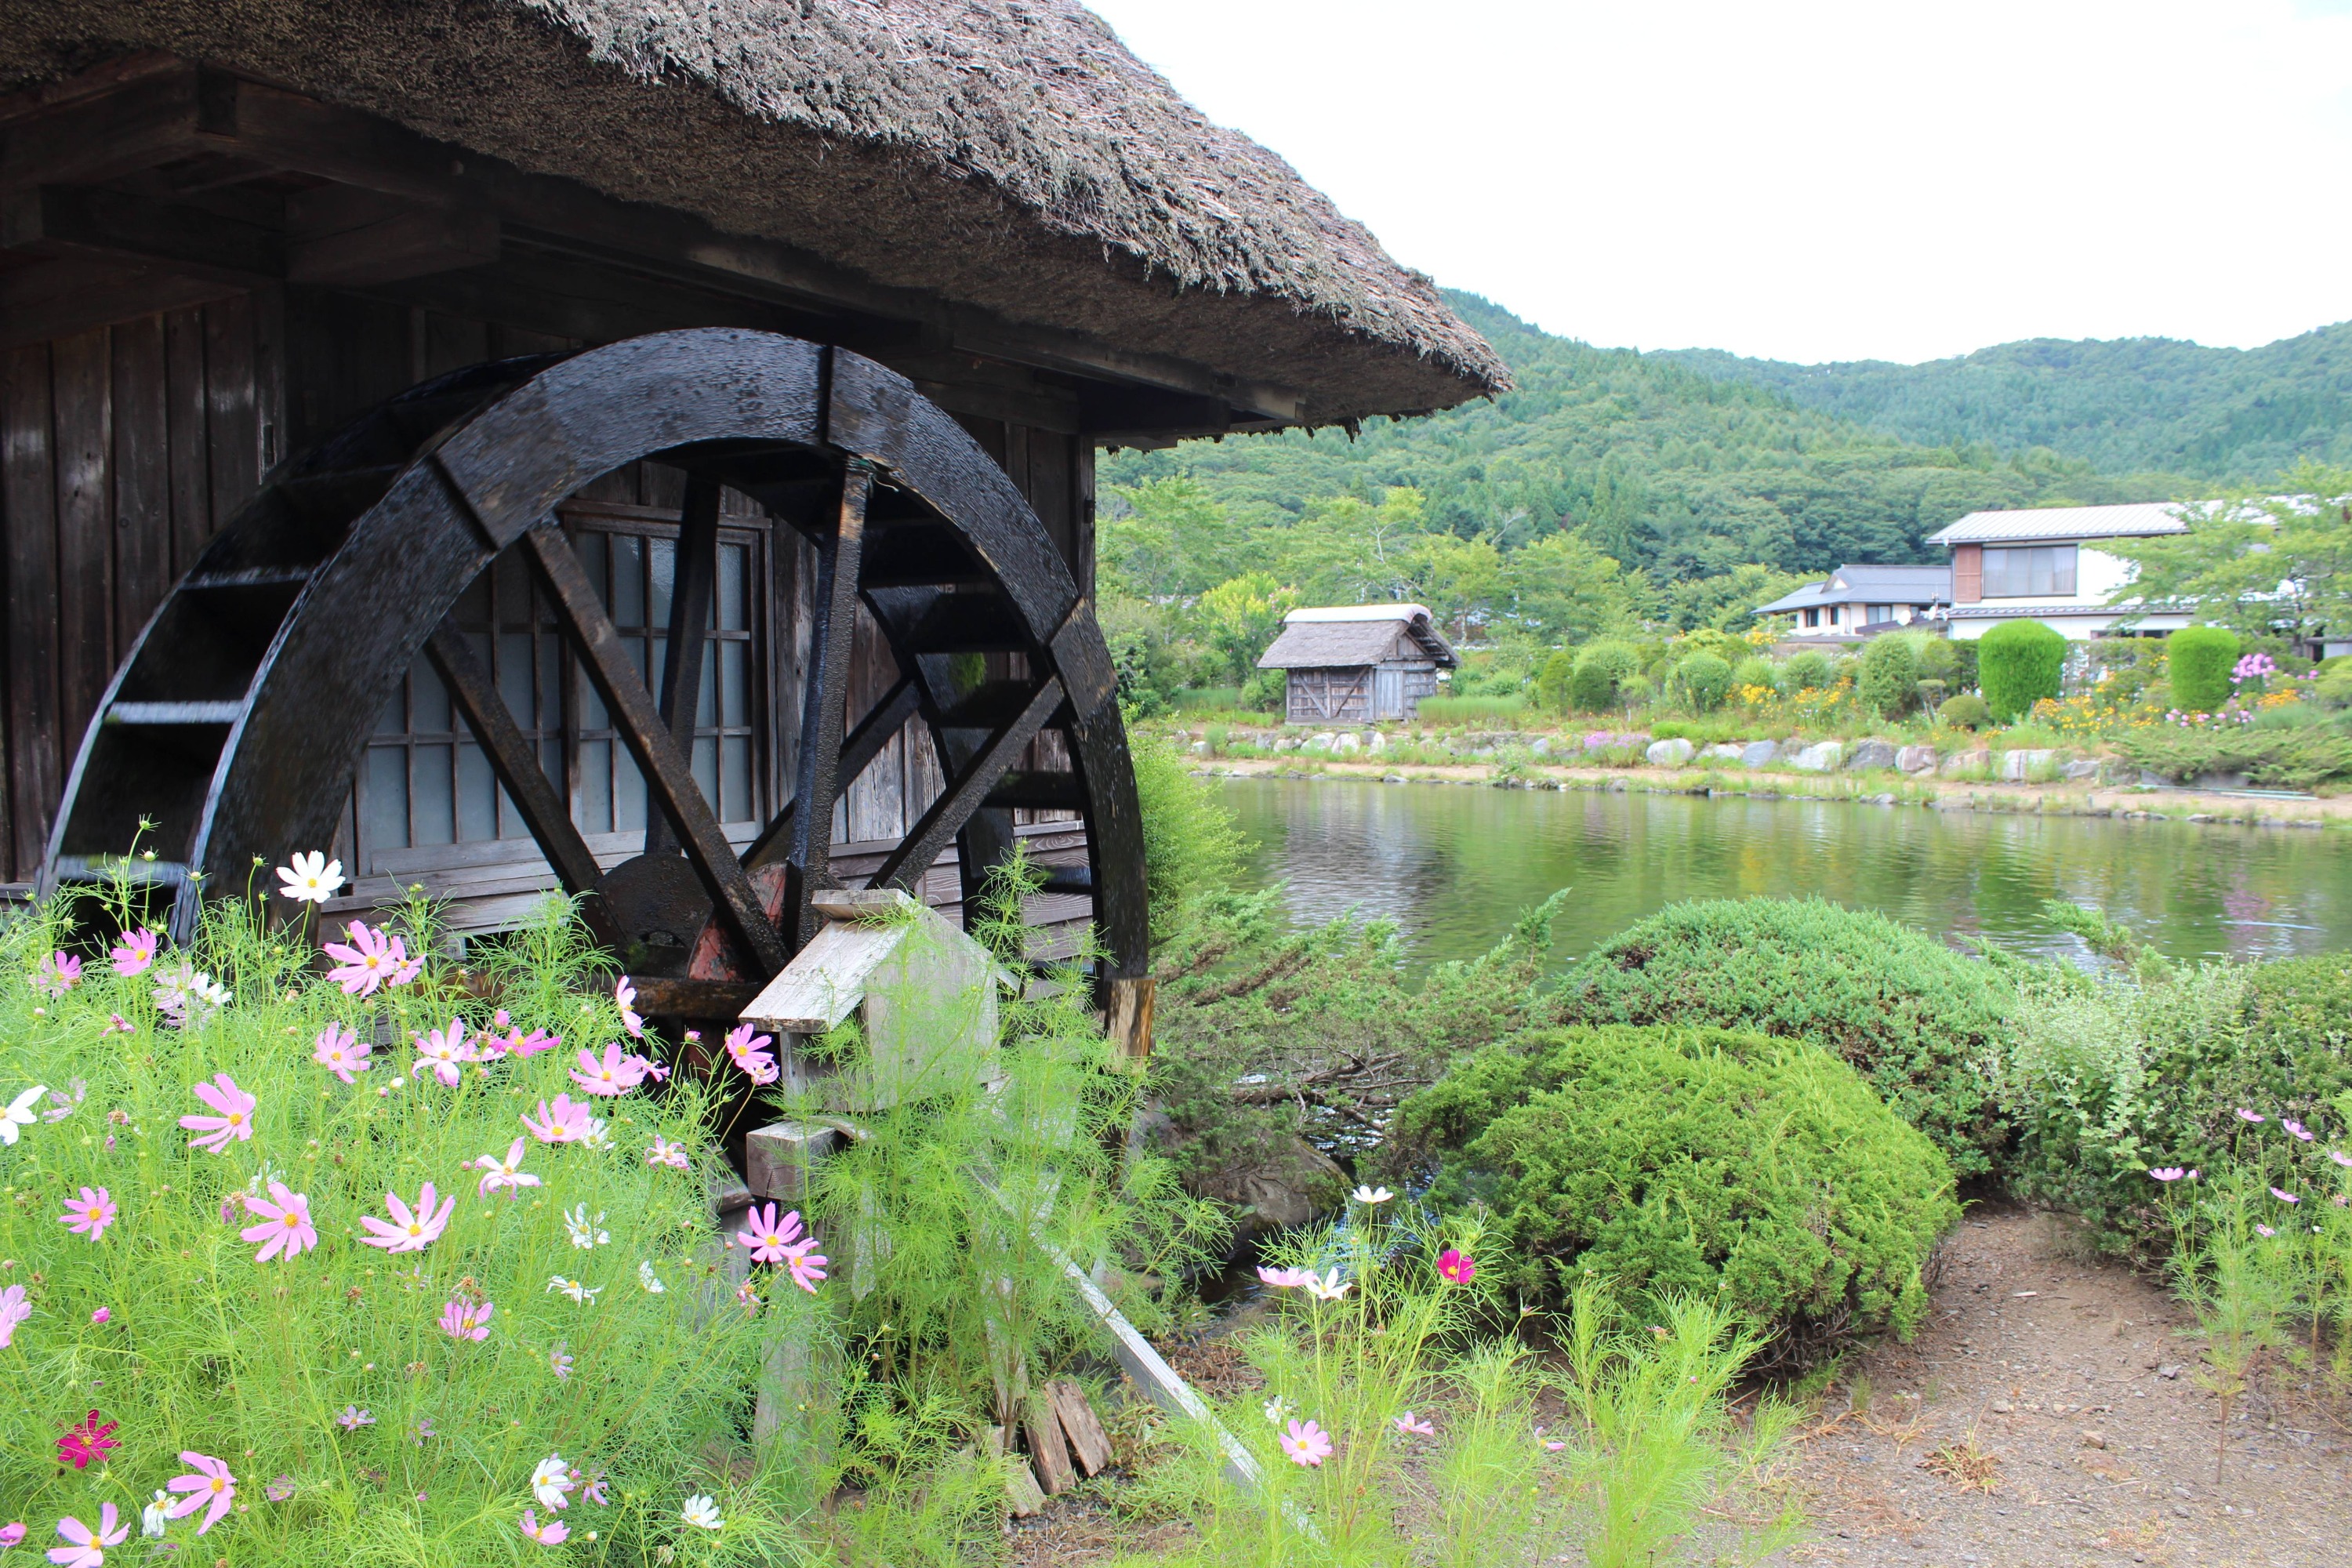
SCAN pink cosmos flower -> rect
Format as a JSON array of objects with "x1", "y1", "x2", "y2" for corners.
[
  {"x1": 474, "y1": 1137, "x2": 543, "y2": 1196},
  {"x1": 412, "y1": 1019, "x2": 479, "y2": 1087},
  {"x1": 570, "y1": 1042, "x2": 646, "y2": 1098},
  {"x1": 313, "y1": 1022, "x2": 372, "y2": 1083},
  {"x1": 179, "y1": 1073, "x2": 257, "y2": 1153},
  {"x1": 549, "y1": 1342, "x2": 574, "y2": 1380},
  {"x1": 2256, "y1": 1224, "x2": 2278, "y2": 1237},
  {"x1": 0, "y1": 1284, "x2": 28, "y2": 1348},
  {"x1": 2234, "y1": 1108, "x2": 2266, "y2": 1123},
  {"x1": 264, "y1": 1475, "x2": 296, "y2": 1503},
  {"x1": 736, "y1": 1202, "x2": 804, "y2": 1263},
  {"x1": 89, "y1": 1307, "x2": 109, "y2": 1325},
  {"x1": 358, "y1": 1182, "x2": 455, "y2": 1254},
  {"x1": 632, "y1": 1051, "x2": 669, "y2": 1082},
  {"x1": 335, "y1": 1405, "x2": 374, "y2": 1432},
  {"x1": 41, "y1": 1080, "x2": 85, "y2": 1123},
  {"x1": 239, "y1": 1180, "x2": 318, "y2": 1263},
  {"x1": 615, "y1": 978, "x2": 644, "y2": 1040},
  {"x1": 2283, "y1": 1119, "x2": 2316, "y2": 1142},
  {"x1": 2148, "y1": 1167, "x2": 2189, "y2": 1181},
  {"x1": 1536, "y1": 1427, "x2": 1566, "y2": 1452},
  {"x1": 322, "y1": 921, "x2": 407, "y2": 997},
  {"x1": 56, "y1": 1411, "x2": 118, "y2": 1470},
  {"x1": 784, "y1": 1238, "x2": 829, "y2": 1294},
  {"x1": 518, "y1": 1509, "x2": 570, "y2": 1547},
  {"x1": 645, "y1": 1136, "x2": 690, "y2": 1170},
  {"x1": 164, "y1": 1452, "x2": 237, "y2": 1534},
  {"x1": 521, "y1": 1095, "x2": 593, "y2": 1145},
  {"x1": 438, "y1": 1298, "x2": 494, "y2": 1341},
  {"x1": 100, "y1": 1013, "x2": 132, "y2": 1036},
  {"x1": 0, "y1": 1522, "x2": 23, "y2": 1549},
  {"x1": 34, "y1": 951, "x2": 82, "y2": 998},
  {"x1": 59, "y1": 1187, "x2": 114, "y2": 1242},
  {"x1": 723, "y1": 1023, "x2": 779, "y2": 1085},
  {"x1": 1393, "y1": 1412, "x2": 1434, "y2": 1436},
  {"x1": 1279, "y1": 1418, "x2": 1333, "y2": 1467},
  {"x1": 45, "y1": 1504, "x2": 125, "y2": 1568},
  {"x1": 1256, "y1": 1265, "x2": 1315, "y2": 1290},
  {"x1": 1438, "y1": 1248, "x2": 1476, "y2": 1284},
  {"x1": 2331, "y1": 1150, "x2": 2352, "y2": 1168},
  {"x1": 109, "y1": 927, "x2": 158, "y2": 977},
  {"x1": 388, "y1": 953, "x2": 423, "y2": 988},
  {"x1": 2272, "y1": 1187, "x2": 2300, "y2": 1205}
]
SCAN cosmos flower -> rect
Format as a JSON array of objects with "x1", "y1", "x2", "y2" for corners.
[
  {"x1": 2283, "y1": 1119, "x2": 2316, "y2": 1142},
  {"x1": 334, "y1": 1406, "x2": 374, "y2": 1432},
  {"x1": 1438, "y1": 1249, "x2": 1476, "y2": 1284},
  {"x1": 1301, "y1": 1269, "x2": 1352, "y2": 1302},
  {"x1": 412, "y1": 1020, "x2": 478, "y2": 1087},
  {"x1": 722, "y1": 1024, "x2": 778, "y2": 1086},
  {"x1": 577, "y1": 1116, "x2": 612, "y2": 1152},
  {"x1": 179, "y1": 1073, "x2": 257, "y2": 1153},
  {"x1": 637, "y1": 1261, "x2": 666, "y2": 1294},
  {"x1": 56, "y1": 1410, "x2": 120, "y2": 1470},
  {"x1": 263, "y1": 1476, "x2": 296, "y2": 1504},
  {"x1": 42, "y1": 1081, "x2": 85, "y2": 1123},
  {"x1": 1278, "y1": 1419, "x2": 1333, "y2": 1468},
  {"x1": 164, "y1": 1453, "x2": 237, "y2": 1534},
  {"x1": 275, "y1": 852, "x2": 346, "y2": 904},
  {"x1": 140, "y1": 1490, "x2": 170, "y2": 1540},
  {"x1": 1351, "y1": 1185, "x2": 1393, "y2": 1205},
  {"x1": 45, "y1": 1505, "x2": 126, "y2": 1568},
  {"x1": 615, "y1": 978, "x2": 644, "y2": 1040},
  {"x1": 239, "y1": 1181, "x2": 319, "y2": 1263},
  {"x1": 100, "y1": 1014, "x2": 132, "y2": 1036},
  {"x1": 506, "y1": 1025, "x2": 561, "y2": 1059},
  {"x1": 568, "y1": 1043, "x2": 645, "y2": 1098},
  {"x1": 109, "y1": 928, "x2": 158, "y2": 978},
  {"x1": 2148, "y1": 1167, "x2": 2189, "y2": 1181},
  {"x1": 1255, "y1": 1266, "x2": 1314, "y2": 1290},
  {"x1": 2234, "y1": 1108, "x2": 2266, "y2": 1123},
  {"x1": 1261, "y1": 1396, "x2": 1290, "y2": 1425},
  {"x1": 518, "y1": 1509, "x2": 569, "y2": 1546},
  {"x1": 1535, "y1": 1426, "x2": 1566, "y2": 1452},
  {"x1": 1392, "y1": 1412, "x2": 1434, "y2": 1436},
  {"x1": 549, "y1": 1343, "x2": 574, "y2": 1381},
  {"x1": 645, "y1": 1136, "x2": 689, "y2": 1170},
  {"x1": 313, "y1": 1022, "x2": 372, "y2": 1083},
  {"x1": 2256, "y1": 1224, "x2": 2278, "y2": 1237},
  {"x1": 34, "y1": 951, "x2": 82, "y2": 998},
  {"x1": 521, "y1": 1096, "x2": 593, "y2": 1145},
  {"x1": 530, "y1": 1456, "x2": 577, "y2": 1512},
  {"x1": 474, "y1": 1137, "x2": 543, "y2": 1196},
  {"x1": 0, "y1": 1283, "x2": 29, "y2": 1348},
  {"x1": 681, "y1": 1497, "x2": 721, "y2": 1531},
  {"x1": 735, "y1": 1203, "x2": 804, "y2": 1263},
  {"x1": 358, "y1": 1183, "x2": 455, "y2": 1254},
  {"x1": 89, "y1": 1308, "x2": 110, "y2": 1326},
  {"x1": 2331, "y1": 1150, "x2": 2352, "y2": 1168},
  {"x1": 59, "y1": 1187, "x2": 115, "y2": 1243},
  {"x1": 322, "y1": 921, "x2": 406, "y2": 998},
  {"x1": 546, "y1": 1276, "x2": 601, "y2": 1305},
  {"x1": 0, "y1": 1083, "x2": 42, "y2": 1145},
  {"x1": 438, "y1": 1298, "x2": 494, "y2": 1341},
  {"x1": 152, "y1": 963, "x2": 227, "y2": 1026},
  {"x1": 0, "y1": 1523, "x2": 23, "y2": 1550},
  {"x1": 562, "y1": 1205, "x2": 609, "y2": 1250},
  {"x1": 783, "y1": 1239, "x2": 828, "y2": 1294},
  {"x1": 2272, "y1": 1187, "x2": 2300, "y2": 1205}
]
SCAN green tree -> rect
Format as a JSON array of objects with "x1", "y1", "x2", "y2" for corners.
[
  {"x1": 1977, "y1": 619, "x2": 2067, "y2": 720},
  {"x1": 1192, "y1": 572, "x2": 1300, "y2": 686},
  {"x1": 1570, "y1": 640, "x2": 1642, "y2": 711},
  {"x1": 2103, "y1": 465, "x2": 2352, "y2": 649},
  {"x1": 1100, "y1": 474, "x2": 1236, "y2": 598},
  {"x1": 1497, "y1": 530, "x2": 1642, "y2": 642},
  {"x1": 1857, "y1": 634, "x2": 1920, "y2": 718},
  {"x1": 1536, "y1": 648, "x2": 1576, "y2": 713}
]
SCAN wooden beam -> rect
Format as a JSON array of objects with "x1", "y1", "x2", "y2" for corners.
[
  {"x1": 739, "y1": 670, "x2": 919, "y2": 872},
  {"x1": 642, "y1": 473, "x2": 720, "y2": 858},
  {"x1": 285, "y1": 185, "x2": 499, "y2": 285},
  {"x1": 781, "y1": 461, "x2": 873, "y2": 949},
  {"x1": 0, "y1": 67, "x2": 207, "y2": 190},
  {"x1": 869, "y1": 678, "x2": 1062, "y2": 892},
  {"x1": 0, "y1": 258, "x2": 242, "y2": 352},
  {"x1": 0, "y1": 185, "x2": 280, "y2": 283}
]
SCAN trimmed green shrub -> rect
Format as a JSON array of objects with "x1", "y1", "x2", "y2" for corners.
[
  {"x1": 1976, "y1": 619, "x2": 2067, "y2": 721},
  {"x1": 1386, "y1": 1025, "x2": 1958, "y2": 1363},
  {"x1": 1857, "y1": 634, "x2": 1919, "y2": 717},
  {"x1": 1570, "y1": 639, "x2": 1641, "y2": 711},
  {"x1": 1782, "y1": 649, "x2": 1831, "y2": 691},
  {"x1": 2165, "y1": 626, "x2": 2240, "y2": 713},
  {"x1": 1938, "y1": 693, "x2": 1992, "y2": 729},
  {"x1": 1731, "y1": 655, "x2": 1777, "y2": 694},
  {"x1": 1673, "y1": 652, "x2": 1733, "y2": 712},
  {"x1": 1536, "y1": 648, "x2": 1575, "y2": 713},
  {"x1": 1913, "y1": 635, "x2": 1960, "y2": 682},
  {"x1": 1560, "y1": 898, "x2": 2015, "y2": 1176}
]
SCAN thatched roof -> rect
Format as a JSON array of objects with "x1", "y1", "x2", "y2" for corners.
[
  {"x1": 0, "y1": 0, "x2": 1508, "y2": 424},
  {"x1": 1259, "y1": 605, "x2": 1456, "y2": 670}
]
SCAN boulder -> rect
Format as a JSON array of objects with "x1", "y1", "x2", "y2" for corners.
[
  {"x1": 1272, "y1": 737, "x2": 1298, "y2": 753},
  {"x1": 1332, "y1": 732, "x2": 1361, "y2": 756},
  {"x1": 1189, "y1": 739, "x2": 1209, "y2": 756},
  {"x1": 1646, "y1": 738, "x2": 1696, "y2": 767},
  {"x1": 1999, "y1": 748, "x2": 2056, "y2": 782},
  {"x1": 1788, "y1": 741, "x2": 1843, "y2": 772},
  {"x1": 1895, "y1": 745, "x2": 1939, "y2": 775},
  {"x1": 1740, "y1": 739, "x2": 1781, "y2": 769},
  {"x1": 1529, "y1": 735, "x2": 1552, "y2": 755},
  {"x1": 2061, "y1": 759, "x2": 2101, "y2": 782},
  {"x1": 1701, "y1": 742, "x2": 1746, "y2": 762},
  {"x1": 1367, "y1": 731, "x2": 1388, "y2": 753},
  {"x1": 1940, "y1": 748, "x2": 1991, "y2": 776},
  {"x1": 1846, "y1": 739, "x2": 1899, "y2": 771},
  {"x1": 1189, "y1": 1136, "x2": 1349, "y2": 1250},
  {"x1": 1305, "y1": 732, "x2": 1335, "y2": 752}
]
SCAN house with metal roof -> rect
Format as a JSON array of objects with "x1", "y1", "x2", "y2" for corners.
[
  {"x1": 1926, "y1": 503, "x2": 2204, "y2": 641},
  {"x1": 1755, "y1": 564, "x2": 1952, "y2": 640},
  {"x1": 1257, "y1": 605, "x2": 1457, "y2": 724}
]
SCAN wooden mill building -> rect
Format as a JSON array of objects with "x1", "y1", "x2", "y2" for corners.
[
  {"x1": 1259, "y1": 604, "x2": 1457, "y2": 724},
  {"x1": 0, "y1": 0, "x2": 1504, "y2": 1010}
]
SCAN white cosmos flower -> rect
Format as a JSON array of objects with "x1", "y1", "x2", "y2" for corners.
[
  {"x1": 0, "y1": 1083, "x2": 44, "y2": 1145},
  {"x1": 579, "y1": 1116, "x2": 613, "y2": 1152},
  {"x1": 142, "y1": 1489, "x2": 172, "y2": 1538},
  {"x1": 1261, "y1": 1396, "x2": 1290, "y2": 1425},
  {"x1": 637, "y1": 1260, "x2": 666, "y2": 1294},
  {"x1": 563, "y1": 1205, "x2": 609, "y2": 1250},
  {"x1": 1302, "y1": 1269, "x2": 1352, "y2": 1302},
  {"x1": 530, "y1": 1454, "x2": 576, "y2": 1511},
  {"x1": 547, "y1": 1276, "x2": 602, "y2": 1305},
  {"x1": 1351, "y1": 1185, "x2": 1394, "y2": 1206},
  {"x1": 275, "y1": 851, "x2": 346, "y2": 904},
  {"x1": 681, "y1": 1495, "x2": 722, "y2": 1530}
]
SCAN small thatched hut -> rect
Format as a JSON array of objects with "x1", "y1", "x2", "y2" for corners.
[{"x1": 1258, "y1": 604, "x2": 1457, "y2": 724}]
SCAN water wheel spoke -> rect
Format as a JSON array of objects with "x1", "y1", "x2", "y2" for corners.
[
  {"x1": 741, "y1": 670, "x2": 918, "y2": 873},
  {"x1": 521, "y1": 520, "x2": 789, "y2": 976},
  {"x1": 871, "y1": 677, "x2": 1064, "y2": 892},
  {"x1": 643, "y1": 472, "x2": 722, "y2": 858},
  {"x1": 781, "y1": 459, "x2": 874, "y2": 949}
]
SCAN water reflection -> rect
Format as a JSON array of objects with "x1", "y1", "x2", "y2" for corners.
[{"x1": 1220, "y1": 779, "x2": 2352, "y2": 969}]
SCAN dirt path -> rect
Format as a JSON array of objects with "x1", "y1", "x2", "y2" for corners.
[{"x1": 1771, "y1": 1202, "x2": 2352, "y2": 1568}]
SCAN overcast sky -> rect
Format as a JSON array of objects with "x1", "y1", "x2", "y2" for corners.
[{"x1": 1083, "y1": 0, "x2": 2352, "y2": 365}]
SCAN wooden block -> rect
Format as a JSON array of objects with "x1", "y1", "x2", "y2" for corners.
[
  {"x1": 1022, "y1": 1392, "x2": 1075, "y2": 1495},
  {"x1": 1047, "y1": 1378, "x2": 1114, "y2": 1476},
  {"x1": 1002, "y1": 1452, "x2": 1044, "y2": 1515},
  {"x1": 1104, "y1": 976, "x2": 1155, "y2": 1073},
  {"x1": 744, "y1": 1120, "x2": 843, "y2": 1202}
]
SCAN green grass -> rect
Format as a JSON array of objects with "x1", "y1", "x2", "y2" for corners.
[{"x1": 1416, "y1": 695, "x2": 1529, "y2": 724}]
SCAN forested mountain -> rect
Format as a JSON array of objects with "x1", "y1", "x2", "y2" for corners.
[
  {"x1": 1101, "y1": 293, "x2": 2182, "y2": 593},
  {"x1": 1661, "y1": 322, "x2": 2352, "y2": 482}
]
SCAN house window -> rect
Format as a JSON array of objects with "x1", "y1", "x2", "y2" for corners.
[
  {"x1": 1981, "y1": 545, "x2": 2078, "y2": 598},
  {"x1": 1802, "y1": 607, "x2": 1820, "y2": 628},
  {"x1": 355, "y1": 503, "x2": 769, "y2": 868}
]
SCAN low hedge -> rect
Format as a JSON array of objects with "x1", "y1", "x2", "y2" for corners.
[
  {"x1": 1385, "y1": 1025, "x2": 1958, "y2": 1364},
  {"x1": 2110, "y1": 726, "x2": 2352, "y2": 789},
  {"x1": 1559, "y1": 898, "x2": 2015, "y2": 1177}
]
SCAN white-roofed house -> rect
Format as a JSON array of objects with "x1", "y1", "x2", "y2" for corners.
[
  {"x1": 1257, "y1": 605, "x2": 1458, "y2": 724},
  {"x1": 1928, "y1": 502, "x2": 2208, "y2": 641},
  {"x1": 1755, "y1": 563, "x2": 1953, "y2": 641}
]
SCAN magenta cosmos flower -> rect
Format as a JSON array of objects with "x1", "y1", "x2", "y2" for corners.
[
  {"x1": 359, "y1": 1182, "x2": 455, "y2": 1254},
  {"x1": 322, "y1": 920, "x2": 407, "y2": 997},
  {"x1": 108, "y1": 927, "x2": 158, "y2": 977},
  {"x1": 644, "y1": 1135, "x2": 689, "y2": 1170},
  {"x1": 570, "y1": 1042, "x2": 646, "y2": 1098},
  {"x1": 438, "y1": 1297, "x2": 494, "y2": 1341},
  {"x1": 165, "y1": 1452, "x2": 237, "y2": 1534},
  {"x1": 1278, "y1": 1418, "x2": 1334, "y2": 1467},
  {"x1": 2272, "y1": 1187, "x2": 2301, "y2": 1205},
  {"x1": 58, "y1": 1186, "x2": 115, "y2": 1242},
  {"x1": 521, "y1": 1095, "x2": 593, "y2": 1145},
  {"x1": 474, "y1": 1137, "x2": 543, "y2": 1196},
  {"x1": 2147, "y1": 1167, "x2": 2190, "y2": 1181},
  {"x1": 723, "y1": 1023, "x2": 778, "y2": 1085},
  {"x1": 0, "y1": 1283, "x2": 29, "y2": 1348},
  {"x1": 34, "y1": 950, "x2": 82, "y2": 998},
  {"x1": 783, "y1": 1237, "x2": 829, "y2": 1294},
  {"x1": 179, "y1": 1073, "x2": 256, "y2": 1153},
  {"x1": 735, "y1": 1202, "x2": 804, "y2": 1263},
  {"x1": 412, "y1": 1018, "x2": 479, "y2": 1086},
  {"x1": 518, "y1": 1509, "x2": 570, "y2": 1546},
  {"x1": 46, "y1": 1504, "x2": 126, "y2": 1568},
  {"x1": 240, "y1": 1180, "x2": 318, "y2": 1263},
  {"x1": 1438, "y1": 1248, "x2": 1476, "y2": 1284},
  {"x1": 56, "y1": 1410, "x2": 118, "y2": 1470},
  {"x1": 615, "y1": 977, "x2": 644, "y2": 1040},
  {"x1": 2283, "y1": 1119, "x2": 2316, "y2": 1142},
  {"x1": 313, "y1": 1022, "x2": 372, "y2": 1083},
  {"x1": 2234, "y1": 1108, "x2": 2266, "y2": 1123}
]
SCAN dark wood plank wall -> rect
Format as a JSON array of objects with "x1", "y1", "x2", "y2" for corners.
[{"x1": 0, "y1": 283, "x2": 1097, "y2": 887}]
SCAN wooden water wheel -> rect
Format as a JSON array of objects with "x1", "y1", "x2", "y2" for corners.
[{"x1": 37, "y1": 328, "x2": 1149, "y2": 1008}]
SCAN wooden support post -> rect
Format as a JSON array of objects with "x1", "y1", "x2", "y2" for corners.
[{"x1": 1104, "y1": 975, "x2": 1155, "y2": 1075}]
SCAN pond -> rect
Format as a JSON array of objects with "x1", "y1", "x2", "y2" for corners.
[{"x1": 1219, "y1": 777, "x2": 2352, "y2": 969}]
